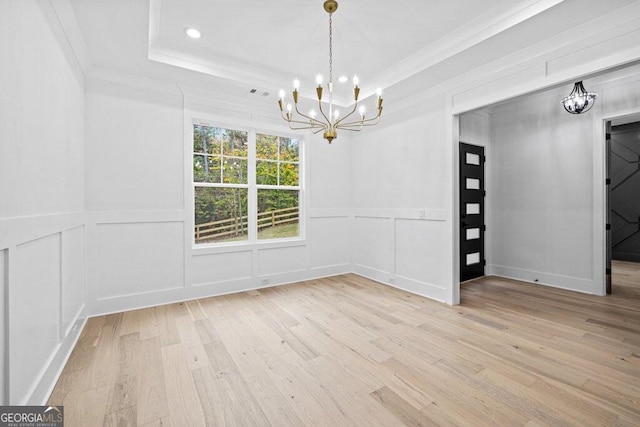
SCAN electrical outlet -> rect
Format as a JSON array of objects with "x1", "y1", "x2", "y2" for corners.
[
  {"x1": 389, "y1": 277, "x2": 395, "y2": 284},
  {"x1": 261, "y1": 278, "x2": 270, "y2": 286},
  {"x1": 418, "y1": 210, "x2": 426, "y2": 219}
]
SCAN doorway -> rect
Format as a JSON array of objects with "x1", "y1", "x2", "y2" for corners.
[
  {"x1": 606, "y1": 117, "x2": 640, "y2": 294},
  {"x1": 459, "y1": 142, "x2": 486, "y2": 282}
]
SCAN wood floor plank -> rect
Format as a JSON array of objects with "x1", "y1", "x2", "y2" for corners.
[
  {"x1": 105, "y1": 333, "x2": 140, "y2": 415},
  {"x1": 155, "y1": 304, "x2": 181, "y2": 347},
  {"x1": 161, "y1": 343, "x2": 206, "y2": 427},
  {"x1": 53, "y1": 385, "x2": 109, "y2": 427},
  {"x1": 370, "y1": 386, "x2": 439, "y2": 427},
  {"x1": 136, "y1": 337, "x2": 169, "y2": 425},
  {"x1": 103, "y1": 406, "x2": 137, "y2": 427},
  {"x1": 50, "y1": 263, "x2": 640, "y2": 426},
  {"x1": 173, "y1": 314, "x2": 210, "y2": 371}
]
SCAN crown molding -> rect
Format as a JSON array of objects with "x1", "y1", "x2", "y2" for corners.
[
  {"x1": 45, "y1": 0, "x2": 94, "y2": 75},
  {"x1": 371, "y1": 0, "x2": 568, "y2": 100}
]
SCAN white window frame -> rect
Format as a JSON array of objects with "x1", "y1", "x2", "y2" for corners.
[{"x1": 189, "y1": 117, "x2": 305, "y2": 251}]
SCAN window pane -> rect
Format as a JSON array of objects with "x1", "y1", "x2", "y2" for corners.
[
  {"x1": 194, "y1": 187, "x2": 248, "y2": 244},
  {"x1": 222, "y1": 157, "x2": 248, "y2": 184},
  {"x1": 193, "y1": 124, "x2": 221, "y2": 154},
  {"x1": 466, "y1": 252, "x2": 480, "y2": 265},
  {"x1": 280, "y1": 137, "x2": 299, "y2": 162},
  {"x1": 193, "y1": 155, "x2": 221, "y2": 183},
  {"x1": 466, "y1": 178, "x2": 480, "y2": 190},
  {"x1": 257, "y1": 189, "x2": 299, "y2": 240},
  {"x1": 279, "y1": 162, "x2": 299, "y2": 186},
  {"x1": 256, "y1": 160, "x2": 278, "y2": 185},
  {"x1": 466, "y1": 152, "x2": 480, "y2": 165},
  {"x1": 466, "y1": 228, "x2": 480, "y2": 240},
  {"x1": 222, "y1": 129, "x2": 248, "y2": 157},
  {"x1": 466, "y1": 203, "x2": 480, "y2": 215},
  {"x1": 256, "y1": 133, "x2": 278, "y2": 160}
]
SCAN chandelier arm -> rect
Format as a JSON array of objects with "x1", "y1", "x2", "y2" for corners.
[
  {"x1": 293, "y1": 102, "x2": 328, "y2": 129},
  {"x1": 342, "y1": 121, "x2": 381, "y2": 128},
  {"x1": 284, "y1": 119, "x2": 326, "y2": 131},
  {"x1": 289, "y1": 121, "x2": 327, "y2": 130},
  {"x1": 281, "y1": 111, "x2": 326, "y2": 129},
  {"x1": 312, "y1": 127, "x2": 325, "y2": 134},
  {"x1": 287, "y1": 123, "x2": 325, "y2": 131},
  {"x1": 334, "y1": 100, "x2": 360, "y2": 127},
  {"x1": 338, "y1": 111, "x2": 382, "y2": 128},
  {"x1": 337, "y1": 121, "x2": 382, "y2": 132},
  {"x1": 339, "y1": 119, "x2": 382, "y2": 130},
  {"x1": 336, "y1": 127, "x2": 363, "y2": 132},
  {"x1": 317, "y1": 99, "x2": 332, "y2": 126},
  {"x1": 340, "y1": 118, "x2": 380, "y2": 129}
]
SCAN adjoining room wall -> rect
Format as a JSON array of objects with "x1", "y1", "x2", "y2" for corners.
[
  {"x1": 0, "y1": 1, "x2": 87, "y2": 404},
  {"x1": 84, "y1": 78, "x2": 352, "y2": 315},
  {"x1": 485, "y1": 68, "x2": 640, "y2": 295},
  {"x1": 488, "y1": 85, "x2": 596, "y2": 292}
]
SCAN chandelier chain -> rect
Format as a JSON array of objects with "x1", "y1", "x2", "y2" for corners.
[{"x1": 329, "y1": 13, "x2": 333, "y2": 83}]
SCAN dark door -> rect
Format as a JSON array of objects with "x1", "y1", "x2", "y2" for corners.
[
  {"x1": 606, "y1": 121, "x2": 612, "y2": 294},
  {"x1": 610, "y1": 121, "x2": 640, "y2": 266},
  {"x1": 460, "y1": 142, "x2": 485, "y2": 282}
]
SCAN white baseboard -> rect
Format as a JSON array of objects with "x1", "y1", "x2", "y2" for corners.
[
  {"x1": 489, "y1": 264, "x2": 601, "y2": 295},
  {"x1": 89, "y1": 264, "x2": 351, "y2": 317},
  {"x1": 30, "y1": 307, "x2": 87, "y2": 405},
  {"x1": 353, "y1": 264, "x2": 447, "y2": 303}
]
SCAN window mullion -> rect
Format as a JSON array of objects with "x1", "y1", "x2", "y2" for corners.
[{"x1": 248, "y1": 130, "x2": 257, "y2": 242}]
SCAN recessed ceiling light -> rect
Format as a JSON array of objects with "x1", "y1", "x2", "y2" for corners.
[
  {"x1": 184, "y1": 28, "x2": 201, "y2": 39},
  {"x1": 338, "y1": 76, "x2": 348, "y2": 83}
]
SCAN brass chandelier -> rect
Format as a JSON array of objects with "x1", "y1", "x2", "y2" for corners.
[{"x1": 278, "y1": 0, "x2": 384, "y2": 143}]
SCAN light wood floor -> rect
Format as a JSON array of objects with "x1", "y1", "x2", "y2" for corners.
[{"x1": 49, "y1": 262, "x2": 640, "y2": 426}]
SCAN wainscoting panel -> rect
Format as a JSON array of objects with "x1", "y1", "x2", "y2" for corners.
[
  {"x1": 353, "y1": 216, "x2": 394, "y2": 275},
  {"x1": 11, "y1": 234, "x2": 61, "y2": 405},
  {"x1": 395, "y1": 218, "x2": 449, "y2": 291},
  {"x1": 309, "y1": 216, "x2": 350, "y2": 269},
  {"x1": 258, "y1": 245, "x2": 307, "y2": 276},
  {"x1": 61, "y1": 226, "x2": 85, "y2": 337},
  {"x1": 95, "y1": 222, "x2": 184, "y2": 300},
  {"x1": 189, "y1": 250, "x2": 253, "y2": 286}
]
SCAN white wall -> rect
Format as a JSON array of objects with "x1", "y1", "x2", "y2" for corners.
[
  {"x1": 350, "y1": 101, "x2": 451, "y2": 302},
  {"x1": 0, "y1": 0, "x2": 86, "y2": 404},
  {"x1": 1, "y1": 250, "x2": 6, "y2": 404},
  {"x1": 84, "y1": 79, "x2": 352, "y2": 315},
  {"x1": 488, "y1": 86, "x2": 597, "y2": 292}
]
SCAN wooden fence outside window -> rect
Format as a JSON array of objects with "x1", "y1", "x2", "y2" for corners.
[{"x1": 194, "y1": 206, "x2": 298, "y2": 243}]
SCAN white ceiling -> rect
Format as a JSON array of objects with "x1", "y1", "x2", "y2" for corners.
[{"x1": 65, "y1": 0, "x2": 638, "y2": 106}]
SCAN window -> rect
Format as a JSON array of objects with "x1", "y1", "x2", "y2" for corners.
[
  {"x1": 192, "y1": 123, "x2": 301, "y2": 245},
  {"x1": 256, "y1": 133, "x2": 300, "y2": 240}
]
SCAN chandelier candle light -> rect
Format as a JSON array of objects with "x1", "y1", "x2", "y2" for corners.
[{"x1": 278, "y1": 0, "x2": 384, "y2": 143}]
